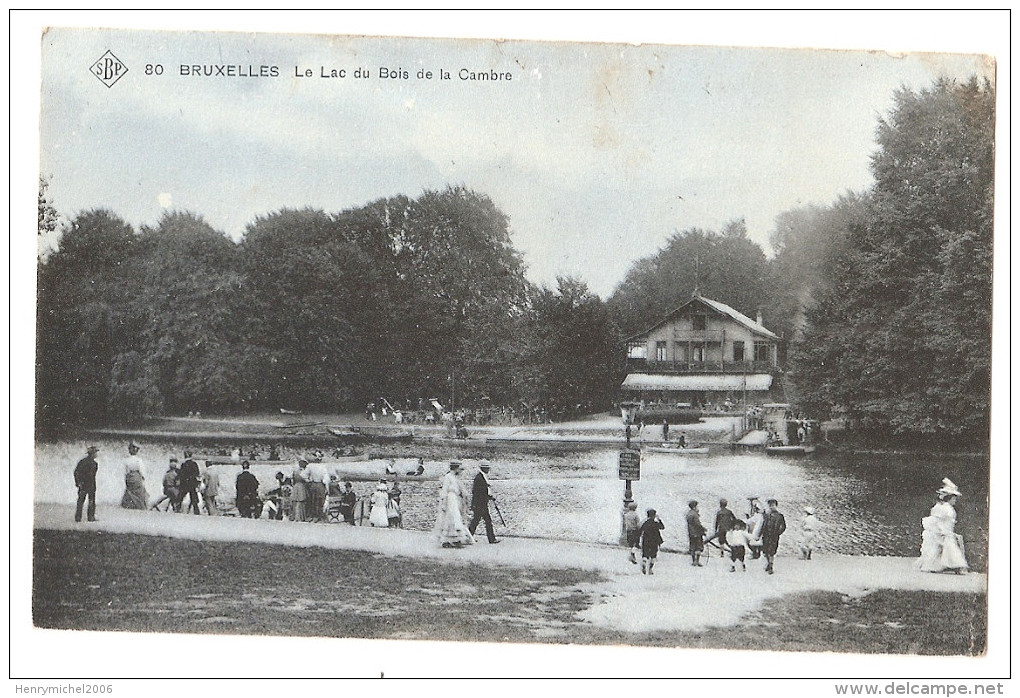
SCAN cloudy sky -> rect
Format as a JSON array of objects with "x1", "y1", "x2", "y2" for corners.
[{"x1": 36, "y1": 19, "x2": 992, "y2": 298}]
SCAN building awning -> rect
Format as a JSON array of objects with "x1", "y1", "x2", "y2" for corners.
[{"x1": 621, "y1": 373, "x2": 773, "y2": 392}]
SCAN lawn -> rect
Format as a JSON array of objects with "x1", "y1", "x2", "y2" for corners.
[{"x1": 33, "y1": 530, "x2": 985, "y2": 655}]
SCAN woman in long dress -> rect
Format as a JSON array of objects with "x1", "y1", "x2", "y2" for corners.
[
  {"x1": 434, "y1": 461, "x2": 474, "y2": 548},
  {"x1": 291, "y1": 460, "x2": 309, "y2": 522},
  {"x1": 369, "y1": 481, "x2": 391, "y2": 527},
  {"x1": 120, "y1": 442, "x2": 149, "y2": 509},
  {"x1": 917, "y1": 479, "x2": 969, "y2": 573}
]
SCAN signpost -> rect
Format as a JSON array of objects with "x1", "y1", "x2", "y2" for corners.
[
  {"x1": 618, "y1": 450, "x2": 641, "y2": 482},
  {"x1": 619, "y1": 401, "x2": 642, "y2": 544}
]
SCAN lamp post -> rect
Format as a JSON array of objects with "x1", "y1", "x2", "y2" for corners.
[{"x1": 618, "y1": 401, "x2": 641, "y2": 544}]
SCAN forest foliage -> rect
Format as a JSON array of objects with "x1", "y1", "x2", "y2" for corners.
[{"x1": 36, "y1": 78, "x2": 994, "y2": 444}]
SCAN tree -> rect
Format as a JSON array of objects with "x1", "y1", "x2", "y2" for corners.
[
  {"x1": 36, "y1": 209, "x2": 136, "y2": 434},
  {"x1": 791, "y1": 77, "x2": 994, "y2": 442},
  {"x1": 239, "y1": 207, "x2": 385, "y2": 411},
  {"x1": 117, "y1": 211, "x2": 244, "y2": 416},
  {"x1": 38, "y1": 176, "x2": 60, "y2": 236},
  {"x1": 525, "y1": 277, "x2": 623, "y2": 413},
  {"x1": 608, "y1": 221, "x2": 770, "y2": 338}
]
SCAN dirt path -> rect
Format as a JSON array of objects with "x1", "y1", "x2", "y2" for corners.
[{"x1": 34, "y1": 503, "x2": 984, "y2": 634}]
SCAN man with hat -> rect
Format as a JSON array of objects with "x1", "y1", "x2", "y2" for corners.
[
  {"x1": 468, "y1": 461, "x2": 500, "y2": 544},
  {"x1": 74, "y1": 445, "x2": 100, "y2": 522},
  {"x1": 235, "y1": 460, "x2": 261, "y2": 519},
  {"x1": 179, "y1": 450, "x2": 202, "y2": 515}
]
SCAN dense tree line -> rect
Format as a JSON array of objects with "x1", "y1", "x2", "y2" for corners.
[
  {"x1": 36, "y1": 187, "x2": 624, "y2": 436},
  {"x1": 37, "y1": 77, "x2": 994, "y2": 445},
  {"x1": 792, "y1": 77, "x2": 994, "y2": 443}
]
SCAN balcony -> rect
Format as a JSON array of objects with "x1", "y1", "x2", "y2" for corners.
[
  {"x1": 671, "y1": 329, "x2": 725, "y2": 343},
  {"x1": 627, "y1": 359, "x2": 778, "y2": 374}
]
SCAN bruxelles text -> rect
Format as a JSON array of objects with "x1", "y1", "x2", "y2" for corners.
[{"x1": 174, "y1": 64, "x2": 511, "y2": 81}]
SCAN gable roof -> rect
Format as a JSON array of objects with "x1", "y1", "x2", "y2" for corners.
[{"x1": 627, "y1": 294, "x2": 779, "y2": 341}]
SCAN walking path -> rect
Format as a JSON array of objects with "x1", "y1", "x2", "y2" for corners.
[{"x1": 34, "y1": 503, "x2": 985, "y2": 634}]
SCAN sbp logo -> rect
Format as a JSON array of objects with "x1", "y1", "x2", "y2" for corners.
[{"x1": 90, "y1": 50, "x2": 128, "y2": 87}]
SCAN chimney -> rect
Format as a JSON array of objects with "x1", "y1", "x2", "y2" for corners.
[{"x1": 756, "y1": 307, "x2": 763, "y2": 326}]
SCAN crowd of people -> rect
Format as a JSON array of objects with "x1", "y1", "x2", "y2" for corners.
[
  {"x1": 73, "y1": 443, "x2": 968, "y2": 576},
  {"x1": 625, "y1": 496, "x2": 819, "y2": 576}
]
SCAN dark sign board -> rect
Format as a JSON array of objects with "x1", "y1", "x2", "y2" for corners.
[{"x1": 618, "y1": 450, "x2": 641, "y2": 480}]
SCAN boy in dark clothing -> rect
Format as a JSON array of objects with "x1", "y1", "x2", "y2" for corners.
[
  {"x1": 638, "y1": 508, "x2": 665, "y2": 575},
  {"x1": 339, "y1": 481, "x2": 358, "y2": 524},
  {"x1": 685, "y1": 500, "x2": 706, "y2": 566},
  {"x1": 762, "y1": 498, "x2": 787, "y2": 574},
  {"x1": 712, "y1": 498, "x2": 737, "y2": 556}
]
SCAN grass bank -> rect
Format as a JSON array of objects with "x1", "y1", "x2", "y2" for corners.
[{"x1": 33, "y1": 530, "x2": 985, "y2": 655}]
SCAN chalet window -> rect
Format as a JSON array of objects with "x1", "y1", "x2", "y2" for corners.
[
  {"x1": 733, "y1": 341, "x2": 745, "y2": 362},
  {"x1": 692, "y1": 313, "x2": 707, "y2": 331},
  {"x1": 692, "y1": 344, "x2": 705, "y2": 362},
  {"x1": 627, "y1": 342, "x2": 647, "y2": 360},
  {"x1": 656, "y1": 341, "x2": 667, "y2": 361},
  {"x1": 754, "y1": 341, "x2": 770, "y2": 362}
]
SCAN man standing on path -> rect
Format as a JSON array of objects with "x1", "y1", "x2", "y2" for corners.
[
  {"x1": 236, "y1": 461, "x2": 261, "y2": 518},
  {"x1": 74, "y1": 445, "x2": 100, "y2": 522},
  {"x1": 712, "y1": 498, "x2": 737, "y2": 557},
  {"x1": 762, "y1": 498, "x2": 787, "y2": 574},
  {"x1": 179, "y1": 451, "x2": 202, "y2": 515},
  {"x1": 468, "y1": 461, "x2": 500, "y2": 544},
  {"x1": 305, "y1": 459, "x2": 329, "y2": 522},
  {"x1": 685, "y1": 500, "x2": 706, "y2": 566}
]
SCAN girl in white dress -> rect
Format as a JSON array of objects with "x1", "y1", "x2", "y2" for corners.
[
  {"x1": 917, "y1": 478, "x2": 968, "y2": 573},
  {"x1": 369, "y1": 481, "x2": 391, "y2": 527},
  {"x1": 434, "y1": 462, "x2": 474, "y2": 548}
]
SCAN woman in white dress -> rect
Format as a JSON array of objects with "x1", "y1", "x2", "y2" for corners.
[
  {"x1": 434, "y1": 461, "x2": 474, "y2": 548},
  {"x1": 369, "y1": 481, "x2": 391, "y2": 527},
  {"x1": 917, "y1": 478, "x2": 968, "y2": 574},
  {"x1": 120, "y1": 442, "x2": 149, "y2": 509}
]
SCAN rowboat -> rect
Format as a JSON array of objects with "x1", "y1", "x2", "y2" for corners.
[
  {"x1": 645, "y1": 444, "x2": 710, "y2": 455},
  {"x1": 764, "y1": 445, "x2": 816, "y2": 456}
]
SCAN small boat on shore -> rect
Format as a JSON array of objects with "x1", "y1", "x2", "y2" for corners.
[
  {"x1": 645, "y1": 444, "x2": 710, "y2": 456},
  {"x1": 765, "y1": 445, "x2": 816, "y2": 456}
]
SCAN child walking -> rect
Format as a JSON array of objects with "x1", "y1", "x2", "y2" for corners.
[
  {"x1": 725, "y1": 519, "x2": 756, "y2": 572},
  {"x1": 623, "y1": 501, "x2": 642, "y2": 564},
  {"x1": 800, "y1": 506, "x2": 819, "y2": 560},
  {"x1": 638, "y1": 508, "x2": 665, "y2": 575}
]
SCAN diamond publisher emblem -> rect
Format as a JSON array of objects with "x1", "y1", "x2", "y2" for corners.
[{"x1": 90, "y1": 50, "x2": 128, "y2": 87}]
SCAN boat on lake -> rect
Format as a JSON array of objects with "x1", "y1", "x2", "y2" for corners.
[
  {"x1": 645, "y1": 443, "x2": 710, "y2": 456},
  {"x1": 764, "y1": 445, "x2": 816, "y2": 456}
]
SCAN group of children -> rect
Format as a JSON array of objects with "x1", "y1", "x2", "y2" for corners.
[{"x1": 623, "y1": 499, "x2": 820, "y2": 574}]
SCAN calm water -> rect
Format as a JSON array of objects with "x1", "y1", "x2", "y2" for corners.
[{"x1": 35, "y1": 442, "x2": 989, "y2": 570}]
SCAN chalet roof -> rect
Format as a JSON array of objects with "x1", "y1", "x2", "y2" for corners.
[
  {"x1": 621, "y1": 373, "x2": 774, "y2": 392},
  {"x1": 627, "y1": 294, "x2": 779, "y2": 341}
]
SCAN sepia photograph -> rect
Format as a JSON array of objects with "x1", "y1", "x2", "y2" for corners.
[{"x1": 11, "y1": 9, "x2": 1009, "y2": 687}]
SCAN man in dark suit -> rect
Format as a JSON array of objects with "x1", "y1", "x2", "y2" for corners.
[
  {"x1": 179, "y1": 451, "x2": 202, "y2": 514},
  {"x1": 236, "y1": 461, "x2": 261, "y2": 519},
  {"x1": 74, "y1": 445, "x2": 100, "y2": 522},
  {"x1": 468, "y1": 462, "x2": 499, "y2": 544}
]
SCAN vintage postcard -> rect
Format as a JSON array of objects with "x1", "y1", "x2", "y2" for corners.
[{"x1": 13, "y1": 11, "x2": 1007, "y2": 686}]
